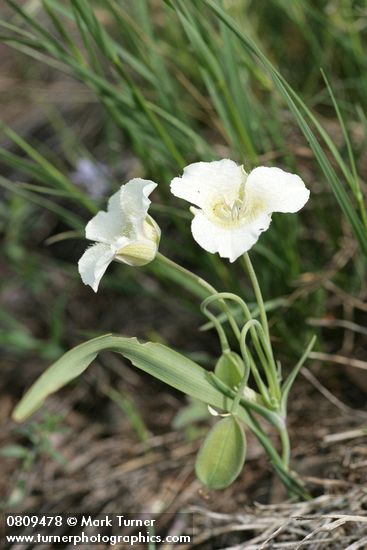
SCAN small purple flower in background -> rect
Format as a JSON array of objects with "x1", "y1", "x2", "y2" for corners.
[{"x1": 71, "y1": 158, "x2": 111, "y2": 199}]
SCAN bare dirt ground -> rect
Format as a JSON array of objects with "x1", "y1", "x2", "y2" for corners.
[{"x1": 2, "y1": 272, "x2": 367, "y2": 548}]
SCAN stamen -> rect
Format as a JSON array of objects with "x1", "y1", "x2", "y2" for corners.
[
  {"x1": 231, "y1": 198, "x2": 243, "y2": 220},
  {"x1": 212, "y1": 193, "x2": 247, "y2": 225}
]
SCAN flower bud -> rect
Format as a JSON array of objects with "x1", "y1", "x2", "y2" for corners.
[
  {"x1": 116, "y1": 215, "x2": 161, "y2": 267},
  {"x1": 214, "y1": 351, "x2": 245, "y2": 389},
  {"x1": 195, "y1": 415, "x2": 246, "y2": 489},
  {"x1": 78, "y1": 178, "x2": 160, "y2": 291}
]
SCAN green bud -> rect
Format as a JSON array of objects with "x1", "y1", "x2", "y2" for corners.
[
  {"x1": 214, "y1": 351, "x2": 245, "y2": 389},
  {"x1": 116, "y1": 215, "x2": 160, "y2": 267},
  {"x1": 195, "y1": 415, "x2": 246, "y2": 490}
]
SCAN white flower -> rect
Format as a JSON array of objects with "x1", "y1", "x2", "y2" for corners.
[
  {"x1": 78, "y1": 178, "x2": 160, "y2": 292},
  {"x1": 170, "y1": 159, "x2": 310, "y2": 262}
]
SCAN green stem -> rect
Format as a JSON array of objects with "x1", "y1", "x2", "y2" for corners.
[
  {"x1": 281, "y1": 335, "x2": 317, "y2": 413},
  {"x1": 230, "y1": 350, "x2": 250, "y2": 415},
  {"x1": 156, "y1": 253, "x2": 241, "y2": 338},
  {"x1": 247, "y1": 354, "x2": 271, "y2": 406},
  {"x1": 278, "y1": 424, "x2": 291, "y2": 470},
  {"x1": 198, "y1": 292, "x2": 272, "y2": 404},
  {"x1": 242, "y1": 253, "x2": 280, "y2": 401},
  {"x1": 242, "y1": 255, "x2": 294, "y2": 473},
  {"x1": 201, "y1": 297, "x2": 230, "y2": 353},
  {"x1": 244, "y1": 410, "x2": 308, "y2": 499},
  {"x1": 156, "y1": 254, "x2": 275, "y2": 407},
  {"x1": 231, "y1": 375, "x2": 248, "y2": 415},
  {"x1": 211, "y1": 292, "x2": 270, "y2": 372},
  {"x1": 210, "y1": 373, "x2": 282, "y2": 430},
  {"x1": 242, "y1": 253, "x2": 269, "y2": 340},
  {"x1": 157, "y1": 254, "x2": 307, "y2": 496},
  {"x1": 240, "y1": 319, "x2": 278, "y2": 406}
]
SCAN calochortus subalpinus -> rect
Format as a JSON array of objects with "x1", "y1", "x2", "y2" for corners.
[
  {"x1": 78, "y1": 178, "x2": 160, "y2": 292},
  {"x1": 170, "y1": 159, "x2": 309, "y2": 261},
  {"x1": 14, "y1": 160, "x2": 314, "y2": 499}
]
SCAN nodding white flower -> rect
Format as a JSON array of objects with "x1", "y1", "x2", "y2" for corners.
[
  {"x1": 170, "y1": 159, "x2": 310, "y2": 262},
  {"x1": 78, "y1": 179, "x2": 160, "y2": 292}
]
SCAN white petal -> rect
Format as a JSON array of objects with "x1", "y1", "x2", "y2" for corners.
[
  {"x1": 191, "y1": 211, "x2": 271, "y2": 262},
  {"x1": 78, "y1": 243, "x2": 115, "y2": 292},
  {"x1": 85, "y1": 179, "x2": 157, "y2": 244},
  {"x1": 170, "y1": 159, "x2": 242, "y2": 209},
  {"x1": 246, "y1": 167, "x2": 310, "y2": 214},
  {"x1": 120, "y1": 178, "x2": 157, "y2": 234},
  {"x1": 85, "y1": 189, "x2": 124, "y2": 243}
]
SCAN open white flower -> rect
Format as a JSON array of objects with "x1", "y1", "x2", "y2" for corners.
[
  {"x1": 78, "y1": 178, "x2": 160, "y2": 292},
  {"x1": 170, "y1": 159, "x2": 309, "y2": 262}
]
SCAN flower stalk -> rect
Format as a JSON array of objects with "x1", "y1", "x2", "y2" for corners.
[
  {"x1": 242, "y1": 253, "x2": 281, "y2": 403},
  {"x1": 157, "y1": 250, "x2": 312, "y2": 498},
  {"x1": 73, "y1": 158, "x2": 313, "y2": 498}
]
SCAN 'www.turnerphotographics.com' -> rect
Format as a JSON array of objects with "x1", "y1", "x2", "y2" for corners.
[{"x1": 3, "y1": 514, "x2": 193, "y2": 546}]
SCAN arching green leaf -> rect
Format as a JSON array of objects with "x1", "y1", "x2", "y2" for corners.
[{"x1": 12, "y1": 334, "x2": 246, "y2": 422}]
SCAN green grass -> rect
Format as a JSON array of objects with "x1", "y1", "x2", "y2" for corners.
[{"x1": 1, "y1": 0, "x2": 366, "y2": 368}]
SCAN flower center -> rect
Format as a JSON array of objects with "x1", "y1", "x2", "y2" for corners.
[
  {"x1": 209, "y1": 190, "x2": 249, "y2": 228},
  {"x1": 209, "y1": 173, "x2": 249, "y2": 227},
  {"x1": 213, "y1": 198, "x2": 245, "y2": 222}
]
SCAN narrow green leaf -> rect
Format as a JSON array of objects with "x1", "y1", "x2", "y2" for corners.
[
  {"x1": 149, "y1": 253, "x2": 210, "y2": 301},
  {"x1": 0, "y1": 445, "x2": 30, "y2": 459},
  {"x1": 202, "y1": 0, "x2": 367, "y2": 256},
  {"x1": 12, "y1": 334, "x2": 247, "y2": 422},
  {"x1": 0, "y1": 121, "x2": 96, "y2": 213},
  {"x1": 0, "y1": 177, "x2": 83, "y2": 230},
  {"x1": 281, "y1": 335, "x2": 317, "y2": 412}
]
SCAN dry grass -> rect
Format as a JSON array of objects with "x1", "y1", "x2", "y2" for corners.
[{"x1": 2, "y1": 345, "x2": 367, "y2": 548}]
